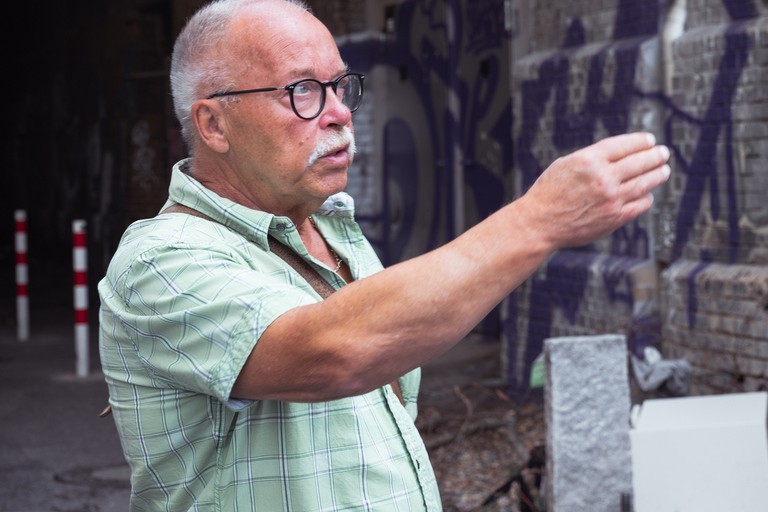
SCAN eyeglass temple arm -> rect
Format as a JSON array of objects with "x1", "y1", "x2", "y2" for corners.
[{"x1": 207, "y1": 87, "x2": 280, "y2": 99}]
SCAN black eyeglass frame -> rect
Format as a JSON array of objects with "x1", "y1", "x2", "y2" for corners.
[{"x1": 207, "y1": 72, "x2": 365, "y2": 120}]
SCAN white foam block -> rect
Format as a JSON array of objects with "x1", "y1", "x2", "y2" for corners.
[{"x1": 631, "y1": 392, "x2": 768, "y2": 512}]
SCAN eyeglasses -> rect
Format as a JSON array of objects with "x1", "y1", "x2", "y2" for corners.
[{"x1": 207, "y1": 72, "x2": 365, "y2": 120}]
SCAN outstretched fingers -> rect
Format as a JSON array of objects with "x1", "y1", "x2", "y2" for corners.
[
  {"x1": 592, "y1": 132, "x2": 656, "y2": 163},
  {"x1": 612, "y1": 143, "x2": 671, "y2": 183},
  {"x1": 605, "y1": 164, "x2": 668, "y2": 230},
  {"x1": 620, "y1": 162, "x2": 671, "y2": 207}
]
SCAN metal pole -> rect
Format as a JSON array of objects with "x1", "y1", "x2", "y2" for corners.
[
  {"x1": 73, "y1": 220, "x2": 89, "y2": 377},
  {"x1": 15, "y1": 210, "x2": 29, "y2": 341}
]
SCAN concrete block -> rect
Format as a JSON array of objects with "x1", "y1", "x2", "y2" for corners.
[
  {"x1": 545, "y1": 334, "x2": 633, "y2": 512},
  {"x1": 631, "y1": 392, "x2": 768, "y2": 512}
]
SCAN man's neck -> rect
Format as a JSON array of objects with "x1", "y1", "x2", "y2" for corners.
[{"x1": 187, "y1": 153, "x2": 324, "y2": 226}]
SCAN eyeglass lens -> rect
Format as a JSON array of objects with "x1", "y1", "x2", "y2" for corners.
[{"x1": 290, "y1": 74, "x2": 363, "y2": 120}]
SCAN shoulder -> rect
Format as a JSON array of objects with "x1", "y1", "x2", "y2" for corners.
[
  {"x1": 105, "y1": 215, "x2": 257, "y2": 284},
  {"x1": 121, "y1": 214, "x2": 249, "y2": 255}
]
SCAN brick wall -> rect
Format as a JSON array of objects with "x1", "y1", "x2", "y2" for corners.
[
  {"x1": 662, "y1": 260, "x2": 768, "y2": 394},
  {"x1": 662, "y1": 8, "x2": 768, "y2": 264},
  {"x1": 503, "y1": 0, "x2": 663, "y2": 391},
  {"x1": 657, "y1": 1, "x2": 768, "y2": 395},
  {"x1": 301, "y1": 0, "x2": 768, "y2": 396},
  {"x1": 504, "y1": 252, "x2": 660, "y2": 390},
  {"x1": 503, "y1": 0, "x2": 768, "y2": 395},
  {"x1": 344, "y1": 87, "x2": 380, "y2": 222}
]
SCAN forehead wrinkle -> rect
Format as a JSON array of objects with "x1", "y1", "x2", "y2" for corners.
[
  {"x1": 226, "y1": 4, "x2": 346, "y2": 90},
  {"x1": 263, "y1": 33, "x2": 311, "y2": 74},
  {"x1": 260, "y1": 31, "x2": 345, "y2": 83}
]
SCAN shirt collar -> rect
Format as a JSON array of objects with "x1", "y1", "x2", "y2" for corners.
[{"x1": 164, "y1": 158, "x2": 356, "y2": 249}]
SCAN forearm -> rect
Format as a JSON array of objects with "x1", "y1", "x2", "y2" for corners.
[
  {"x1": 233, "y1": 197, "x2": 553, "y2": 401},
  {"x1": 335, "y1": 199, "x2": 552, "y2": 359}
]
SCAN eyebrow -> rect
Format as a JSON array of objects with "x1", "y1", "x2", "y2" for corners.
[{"x1": 287, "y1": 64, "x2": 350, "y2": 82}]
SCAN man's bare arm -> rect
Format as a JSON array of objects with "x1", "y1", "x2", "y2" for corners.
[{"x1": 231, "y1": 132, "x2": 671, "y2": 402}]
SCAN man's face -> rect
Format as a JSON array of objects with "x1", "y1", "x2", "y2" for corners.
[{"x1": 218, "y1": 5, "x2": 356, "y2": 212}]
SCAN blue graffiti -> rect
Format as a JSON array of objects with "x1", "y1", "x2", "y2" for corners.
[
  {"x1": 518, "y1": 0, "x2": 658, "y2": 188},
  {"x1": 649, "y1": 0, "x2": 754, "y2": 336},
  {"x1": 341, "y1": 1, "x2": 444, "y2": 262},
  {"x1": 465, "y1": 0, "x2": 508, "y2": 54},
  {"x1": 340, "y1": 0, "x2": 512, "y2": 335},
  {"x1": 516, "y1": 250, "x2": 595, "y2": 390},
  {"x1": 382, "y1": 118, "x2": 420, "y2": 265},
  {"x1": 509, "y1": 0, "x2": 658, "y2": 390},
  {"x1": 341, "y1": 0, "x2": 512, "y2": 267},
  {"x1": 668, "y1": 21, "x2": 751, "y2": 262},
  {"x1": 507, "y1": 0, "x2": 757, "y2": 391},
  {"x1": 339, "y1": 0, "x2": 760, "y2": 391}
]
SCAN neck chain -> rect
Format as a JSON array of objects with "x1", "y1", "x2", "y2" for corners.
[{"x1": 309, "y1": 217, "x2": 343, "y2": 272}]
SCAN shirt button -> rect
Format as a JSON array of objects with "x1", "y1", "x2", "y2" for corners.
[
  {"x1": 334, "y1": 201, "x2": 345, "y2": 208},
  {"x1": 276, "y1": 223, "x2": 286, "y2": 231}
]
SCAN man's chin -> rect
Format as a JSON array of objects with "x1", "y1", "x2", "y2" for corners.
[
  {"x1": 327, "y1": 171, "x2": 349, "y2": 195},
  {"x1": 306, "y1": 166, "x2": 348, "y2": 194}
]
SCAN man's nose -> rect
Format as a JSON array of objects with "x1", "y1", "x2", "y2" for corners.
[{"x1": 319, "y1": 86, "x2": 352, "y2": 127}]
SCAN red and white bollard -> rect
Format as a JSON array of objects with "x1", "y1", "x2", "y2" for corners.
[
  {"x1": 73, "y1": 220, "x2": 89, "y2": 377},
  {"x1": 15, "y1": 210, "x2": 29, "y2": 341}
]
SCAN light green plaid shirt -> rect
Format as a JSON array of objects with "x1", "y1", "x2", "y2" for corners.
[{"x1": 99, "y1": 159, "x2": 441, "y2": 512}]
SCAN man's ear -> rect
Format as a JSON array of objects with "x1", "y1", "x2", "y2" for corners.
[{"x1": 191, "y1": 100, "x2": 231, "y2": 153}]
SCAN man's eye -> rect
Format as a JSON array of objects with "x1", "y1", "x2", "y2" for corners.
[{"x1": 293, "y1": 82, "x2": 314, "y2": 96}]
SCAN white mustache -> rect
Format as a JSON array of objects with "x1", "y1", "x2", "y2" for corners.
[{"x1": 307, "y1": 126, "x2": 355, "y2": 167}]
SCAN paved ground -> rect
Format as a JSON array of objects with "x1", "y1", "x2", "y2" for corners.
[{"x1": 0, "y1": 302, "x2": 131, "y2": 512}]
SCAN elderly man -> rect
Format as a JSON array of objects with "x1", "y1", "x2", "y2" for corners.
[{"x1": 99, "y1": 0, "x2": 670, "y2": 510}]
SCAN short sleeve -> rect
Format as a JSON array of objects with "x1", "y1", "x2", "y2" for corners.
[{"x1": 103, "y1": 238, "x2": 319, "y2": 404}]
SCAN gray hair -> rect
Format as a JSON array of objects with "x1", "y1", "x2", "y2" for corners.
[{"x1": 170, "y1": 0, "x2": 311, "y2": 152}]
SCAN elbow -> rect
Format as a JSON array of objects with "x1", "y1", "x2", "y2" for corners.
[
  {"x1": 319, "y1": 351, "x2": 379, "y2": 400},
  {"x1": 230, "y1": 319, "x2": 390, "y2": 402},
  {"x1": 311, "y1": 334, "x2": 394, "y2": 400}
]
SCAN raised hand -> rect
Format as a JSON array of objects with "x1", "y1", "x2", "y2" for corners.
[{"x1": 520, "y1": 132, "x2": 671, "y2": 250}]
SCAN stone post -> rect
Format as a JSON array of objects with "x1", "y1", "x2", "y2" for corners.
[{"x1": 545, "y1": 334, "x2": 633, "y2": 511}]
